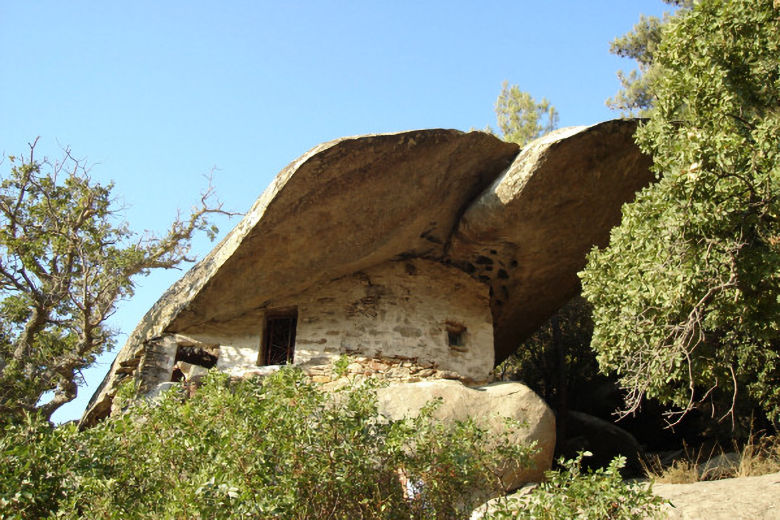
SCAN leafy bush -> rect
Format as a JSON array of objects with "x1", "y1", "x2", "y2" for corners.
[
  {"x1": 0, "y1": 415, "x2": 79, "y2": 518},
  {"x1": 0, "y1": 368, "x2": 534, "y2": 519},
  {"x1": 0, "y1": 142, "x2": 230, "y2": 423},
  {"x1": 485, "y1": 453, "x2": 665, "y2": 520},
  {"x1": 581, "y1": 0, "x2": 780, "y2": 425}
]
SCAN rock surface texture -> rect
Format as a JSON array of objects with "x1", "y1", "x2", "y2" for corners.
[
  {"x1": 653, "y1": 471, "x2": 780, "y2": 519},
  {"x1": 83, "y1": 120, "x2": 652, "y2": 425},
  {"x1": 377, "y1": 380, "x2": 556, "y2": 490},
  {"x1": 448, "y1": 124, "x2": 653, "y2": 361},
  {"x1": 470, "y1": 472, "x2": 780, "y2": 520}
]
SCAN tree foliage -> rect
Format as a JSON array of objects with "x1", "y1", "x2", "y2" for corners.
[
  {"x1": 0, "y1": 369, "x2": 535, "y2": 519},
  {"x1": 606, "y1": 0, "x2": 694, "y2": 115},
  {"x1": 494, "y1": 81, "x2": 558, "y2": 146},
  {"x1": 0, "y1": 140, "x2": 230, "y2": 423},
  {"x1": 582, "y1": 0, "x2": 780, "y2": 425}
]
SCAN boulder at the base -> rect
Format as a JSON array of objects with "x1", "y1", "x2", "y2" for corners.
[
  {"x1": 558, "y1": 410, "x2": 644, "y2": 476},
  {"x1": 377, "y1": 380, "x2": 555, "y2": 491}
]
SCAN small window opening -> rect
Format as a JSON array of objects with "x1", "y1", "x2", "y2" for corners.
[
  {"x1": 446, "y1": 322, "x2": 467, "y2": 352},
  {"x1": 262, "y1": 309, "x2": 298, "y2": 365},
  {"x1": 170, "y1": 342, "x2": 219, "y2": 382},
  {"x1": 175, "y1": 345, "x2": 218, "y2": 368},
  {"x1": 448, "y1": 330, "x2": 464, "y2": 347},
  {"x1": 171, "y1": 366, "x2": 185, "y2": 382}
]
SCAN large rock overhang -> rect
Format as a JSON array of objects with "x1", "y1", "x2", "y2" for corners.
[
  {"x1": 83, "y1": 120, "x2": 653, "y2": 425},
  {"x1": 83, "y1": 129, "x2": 520, "y2": 424},
  {"x1": 166, "y1": 129, "x2": 520, "y2": 335},
  {"x1": 448, "y1": 120, "x2": 654, "y2": 362}
]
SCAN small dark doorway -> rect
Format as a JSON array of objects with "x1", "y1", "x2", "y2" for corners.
[{"x1": 262, "y1": 310, "x2": 297, "y2": 365}]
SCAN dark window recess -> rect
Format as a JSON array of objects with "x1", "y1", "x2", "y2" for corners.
[
  {"x1": 175, "y1": 346, "x2": 219, "y2": 368},
  {"x1": 263, "y1": 313, "x2": 297, "y2": 365},
  {"x1": 170, "y1": 344, "x2": 219, "y2": 382},
  {"x1": 447, "y1": 330, "x2": 463, "y2": 347},
  {"x1": 171, "y1": 366, "x2": 185, "y2": 382},
  {"x1": 446, "y1": 322, "x2": 467, "y2": 351}
]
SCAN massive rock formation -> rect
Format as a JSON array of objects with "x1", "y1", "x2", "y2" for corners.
[
  {"x1": 378, "y1": 380, "x2": 556, "y2": 489},
  {"x1": 448, "y1": 123, "x2": 653, "y2": 361},
  {"x1": 83, "y1": 119, "x2": 653, "y2": 425}
]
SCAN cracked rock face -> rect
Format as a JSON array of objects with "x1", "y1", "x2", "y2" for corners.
[
  {"x1": 83, "y1": 121, "x2": 652, "y2": 425},
  {"x1": 449, "y1": 121, "x2": 653, "y2": 362}
]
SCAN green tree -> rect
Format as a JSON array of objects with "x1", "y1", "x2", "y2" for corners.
[
  {"x1": 0, "y1": 139, "x2": 231, "y2": 423},
  {"x1": 606, "y1": 0, "x2": 693, "y2": 115},
  {"x1": 581, "y1": 0, "x2": 780, "y2": 425},
  {"x1": 494, "y1": 81, "x2": 558, "y2": 146}
]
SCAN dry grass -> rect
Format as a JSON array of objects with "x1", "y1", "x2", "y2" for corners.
[
  {"x1": 643, "y1": 434, "x2": 780, "y2": 484},
  {"x1": 644, "y1": 457, "x2": 699, "y2": 484},
  {"x1": 737, "y1": 434, "x2": 780, "y2": 477}
]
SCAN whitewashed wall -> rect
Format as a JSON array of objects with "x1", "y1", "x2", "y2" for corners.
[
  {"x1": 290, "y1": 258, "x2": 493, "y2": 380},
  {"x1": 183, "y1": 258, "x2": 494, "y2": 382}
]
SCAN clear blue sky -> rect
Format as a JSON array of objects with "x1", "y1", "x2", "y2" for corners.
[{"x1": 1, "y1": 1, "x2": 671, "y2": 422}]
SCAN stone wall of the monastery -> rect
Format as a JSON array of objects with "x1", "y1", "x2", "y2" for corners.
[
  {"x1": 301, "y1": 355, "x2": 468, "y2": 385},
  {"x1": 213, "y1": 336, "x2": 259, "y2": 376},
  {"x1": 290, "y1": 258, "x2": 494, "y2": 382},
  {"x1": 162, "y1": 258, "x2": 493, "y2": 385},
  {"x1": 136, "y1": 335, "x2": 178, "y2": 394}
]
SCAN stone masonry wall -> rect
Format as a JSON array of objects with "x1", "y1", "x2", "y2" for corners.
[
  {"x1": 301, "y1": 354, "x2": 470, "y2": 385},
  {"x1": 289, "y1": 258, "x2": 494, "y2": 382},
  {"x1": 146, "y1": 258, "x2": 494, "y2": 388}
]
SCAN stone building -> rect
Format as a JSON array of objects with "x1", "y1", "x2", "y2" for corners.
[{"x1": 82, "y1": 119, "x2": 652, "y2": 426}]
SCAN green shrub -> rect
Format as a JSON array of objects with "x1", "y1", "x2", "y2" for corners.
[
  {"x1": 0, "y1": 368, "x2": 534, "y2": 519},
  {"x1": 1, "y1": 370, "x2": 669, "y2": 519},
  {"x1": 0, "y1": 415, "x2": 78, "y2": 519},
  {"x1": 581, "y1": 0, "x2": 780, "y2": 425},
  {"x1": 485, "y1": 453, "x2": 666, "y2": 520}
]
